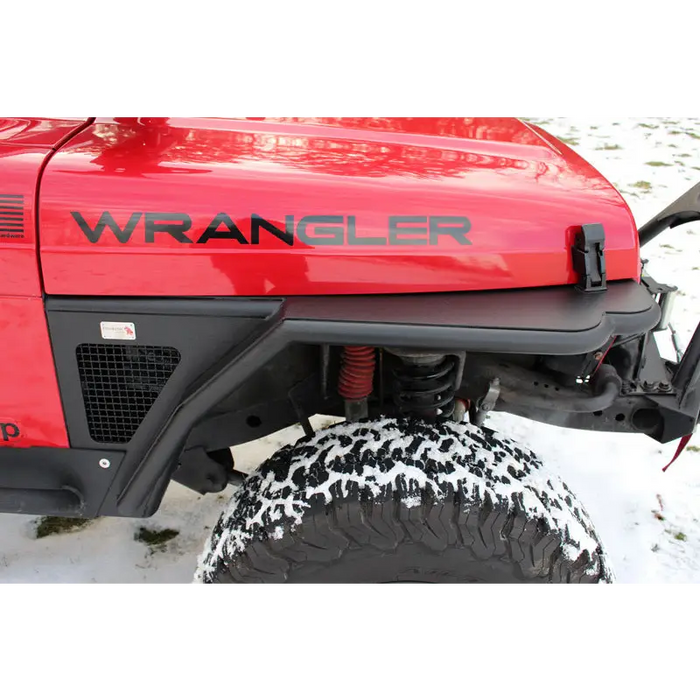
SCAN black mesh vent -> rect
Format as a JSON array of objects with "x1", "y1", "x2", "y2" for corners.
[{"x1": 76, "y1": 344, "x2": 181, "y2": 444}]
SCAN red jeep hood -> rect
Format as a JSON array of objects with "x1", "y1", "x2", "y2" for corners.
[{"x1": 37, "y1": 117, "x2": 639, "y2": 297}]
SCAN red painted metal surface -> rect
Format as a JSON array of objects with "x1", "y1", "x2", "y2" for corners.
[
  {"x1": 0, "y1": 145, "x2": 44, "y2": 297},
  {"x1": 38, "y1": 117, "x2": 641, "y2": 297},
  {"x1": 0, "y1": 296, "x2": 70, "y2": 447},
  {"x1": 0, "y1": 118, "x2": 90, "y2": 297},
  {"x1": 0, "y1": 118, "x2": 91, "y2": 148},
  {"x1": 0, "y1": 118, "x2": 88, "y2": 447}
]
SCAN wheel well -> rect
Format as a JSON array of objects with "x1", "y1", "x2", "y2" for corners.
[{"x1": 43, "y1": 284, "x2": 696, "y2": 517}]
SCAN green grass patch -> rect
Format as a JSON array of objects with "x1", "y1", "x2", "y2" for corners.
[
  {"x1": 675, "y1": 532, "x2": 688, "y2": 542},
  {"x1": 632, "y1": 181, "x2": 653, "y2": 191},
  {"x1": 135, "y1": 526, "x2": 179, "y2": 549},
  {"x1": 560, "y1": 137, "x2": 579, "y2": 146},
  {"x1": 638, "y1": 123, "x2": 658, "y2": 129},
  {"x1": 34, "y1": 516, "x2": 93, "y2": 539},
  {"x1": 596, "y1": 144, "x2": 622, "y2": 151},
  {"x1": 686, "y1": 445, "x2": 700, "y2": 453},
  {"x1": 646, "y1": 161, "x2": 672, "y2": 167}
]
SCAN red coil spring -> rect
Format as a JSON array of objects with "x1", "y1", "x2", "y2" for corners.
[{"x1": 338, "y1": 346, "x2": 376, "y2": 401}]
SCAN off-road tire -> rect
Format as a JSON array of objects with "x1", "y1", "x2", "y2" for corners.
[{"x1": 196, "y1": 418, "x2": 614, "y2": 583}]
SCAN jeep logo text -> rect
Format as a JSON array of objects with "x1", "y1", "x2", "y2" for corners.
[{"x1": 0, "y1": 422, "x2": 19, "y2": 442}]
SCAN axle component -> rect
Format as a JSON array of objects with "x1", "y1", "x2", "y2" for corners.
[{"x1": 498, "y1": 364, "x2": 623, "y2": 414}]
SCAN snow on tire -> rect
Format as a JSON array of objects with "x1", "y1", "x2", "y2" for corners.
[{"x1": 195, "y1": 418, "x2": 614, "y2": 583}]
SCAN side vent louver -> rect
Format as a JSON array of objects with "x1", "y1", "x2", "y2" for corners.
[{"x1": 0, "y1": 194, "x2": 24, "y2": 239}]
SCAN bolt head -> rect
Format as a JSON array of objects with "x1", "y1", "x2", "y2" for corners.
[{"x1": 99, "y1": 458, "x2": 111, "y2": 469}]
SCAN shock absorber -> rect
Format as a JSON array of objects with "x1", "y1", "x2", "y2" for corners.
[
  {"x1": 338, "y1": 346, "x2": 376, "y2": 421},
  {"x1": 391, "y1": 353, "x2": 458, "y2": 421}
]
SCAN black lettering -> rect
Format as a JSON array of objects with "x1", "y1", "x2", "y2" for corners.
[
  {"x1": 297, "y1": 216, "x2": 344, "y2": 246},
  {"x1": 145, "y1": 213, "x2": 193, "y2": 243},
  {"x1": 389, "y1": 216, "x2": 428, "y2": 245},
  {"x1": 72, "y1": 211, "x2": 142, "y2": 243},
  {"x1": 251, "y1": 214, "x2": 294, "y2": 246},
  {"x1": 1, "y1": 423, "x2": 19, "y2": 441},
  {"x1": 74, "y1": 210, "x2": 472, "y2": 247},
  {"x1": 429, "y1": 216, "x2": 472, "y2": 245},
  {"x1": 197, "y1": 213, "x2": 248, "y2": 244},
  {"x1": 347, "y1": 216, "x2": 386, "y2": 245}
]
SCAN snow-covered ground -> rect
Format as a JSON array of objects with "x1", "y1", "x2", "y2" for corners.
[{"x1": 1, "y1": 117, "x2": 698, "y2": 583}]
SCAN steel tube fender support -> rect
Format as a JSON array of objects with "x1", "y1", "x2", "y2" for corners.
[
  {"x1": 114, "y1": 284, "x2": 658, "y2": 515},
  {"x1": 498, "y1": 365, "x2": 622, "y2": 414},
  {"x1": 116, "y1": 316, "x2": 289, "y2": 513}
]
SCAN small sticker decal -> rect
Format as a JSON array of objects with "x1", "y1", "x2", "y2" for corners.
[{"x1": 100, "y1": 321, "x2": 136, "y2": 340}]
